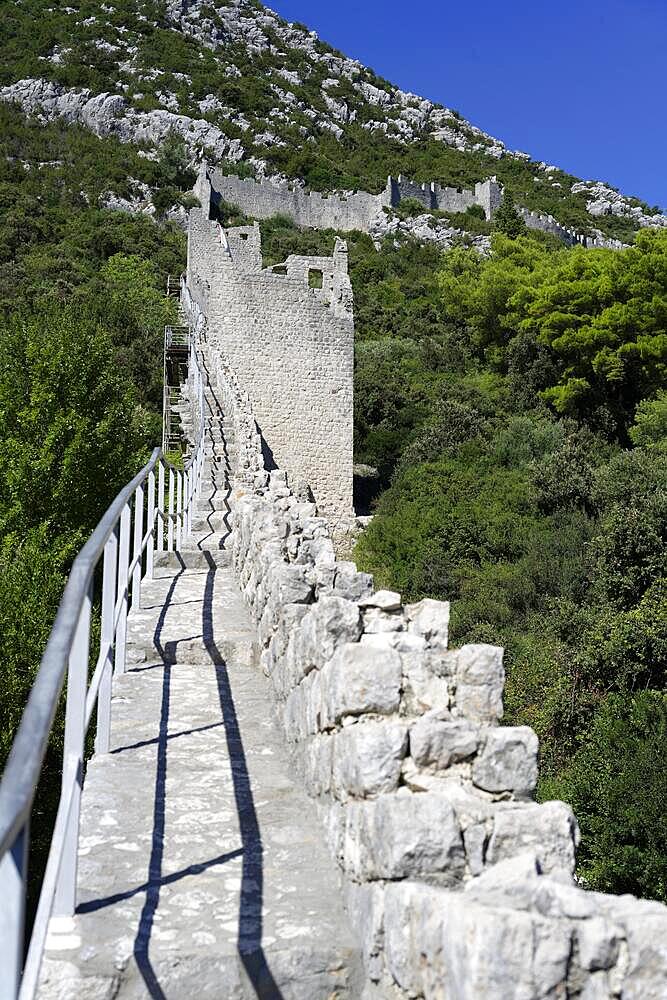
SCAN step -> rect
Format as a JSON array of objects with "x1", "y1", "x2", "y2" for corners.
[
  {"x1": 154, "y1": 548, "x2": 231, "y2": 570},
  {"x1": 191, "y1": 511, "x2": 229, "y2": 532}
]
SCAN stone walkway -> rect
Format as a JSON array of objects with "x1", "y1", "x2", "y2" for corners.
[{"x1": 38, "y1": 380, "x2": 360, "y2": 999}]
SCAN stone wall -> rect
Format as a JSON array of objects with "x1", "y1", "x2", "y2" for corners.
[
  {"x1": 208, "y1": 164, "x2": 389, "y2": 232},
  {"x1": 181, "y1": 286, "x2": 667, "y2": 998},
  {"x1": 186, "y1": 179, "x2": 355, "y2": 536},
  {"x1": 203, "y1": 162, "x2": 626, "y2": 249},
  {"x1": 388, "y1": 175, "x2": 502, "y2": 220},
  {"x1": 518, "y1": 207, "x2": 628, "y2": 249}
]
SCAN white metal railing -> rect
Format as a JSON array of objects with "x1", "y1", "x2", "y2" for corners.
[{"x1": 0, "y1": 326, "x2": 206, "y2": 1000}]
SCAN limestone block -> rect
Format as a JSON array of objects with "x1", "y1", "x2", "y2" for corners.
[
  {"x1": 405, "y1": 598, "x2": 450, "y2": 648},
  {"x1": 486, "y1": 800, "x2": 579, "y2": 876},
  {"x1": 333, "y1": 561, "x2": 374, "y2": 601},
  {"x1": 273, "y1": 603, "x2": 310, "y2": 657},
  {"x1": 603, "y1": 899, "x2": 667, "y2": 999},
  {"x1": 577, "y1": 918, "x2": 622, "y2": 971},
  {"x1": 472, "y1": 726, "x2": 538, "y2": 797},
  {"x1": 401, "y1": 651, "x2": 451, "y2": 716},
  {"x1": 410, "y1": 711, "x2": 479, "y2": 769},
  {"x1": 383, "y1": 882, "x2": 424, "y2": 996},
  {"x1": 384, "y1": 881, "x2": 573, "y2": 1000},
  {"x1": 292, "y1": 595, "x2": 362, "y2": 682},
  {"x1": 362, "y1": 608, "x2": 403, "y2": 633},
  {"x1": 345, "y1": 882, "x2": 386, "y2": 983},
  {"x1": 454, "y1": 643, "x2": 505, "y2": 723},
  {"x1": 343, "y1": 791, "x2": 465, "y2": 882},
  {"x1": 303, "y1": 734, "x2": 334, "y2": 797},
  {"x1": 359, "y1": 590, "x2": 402, "y2": 611},
  {"x1": 321, "y1": 643, "x2": 402, "y2": 727},
  {"x1": 332, "y1": 721, "x2": 408, "y2": 799},
  {"x1": 463, "y1": 822, "x2": 487, "y2": 876},
  {"x1": 282, "y1": 682, "x2": 306, "y2": 743},
  {"x1": 360, "y1": 630, "x2": 427, "y2": 656},
  {"x1": 274, "y1": 563, "x2": 314, "y2": 605},
  {"x1": 311, "y1": 596, "x2": 363, "y2": 668}
]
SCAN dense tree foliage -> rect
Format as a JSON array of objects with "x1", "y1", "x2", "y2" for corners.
[
  {"x1": 349, "y1": 230, "x2": 667, "y2": 899},
  {"x1": 0, "y1": 108, "x2": 189, "y2": 913}
]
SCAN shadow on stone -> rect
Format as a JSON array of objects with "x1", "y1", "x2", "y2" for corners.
[{"x1": 202, "y1": 551, "x2": 284, "y2": 999}]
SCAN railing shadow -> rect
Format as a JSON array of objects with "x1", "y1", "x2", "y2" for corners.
[
  {"x1": 130, "y1": 565, "x2": 184, "y2": 1000},
  {"x1": 202, "y1": 551, "x2": 283, "y2": 999}
]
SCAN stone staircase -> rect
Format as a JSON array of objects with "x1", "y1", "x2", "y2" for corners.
[{"x1": 37, "y1": 364, "x2": 361, "y2": 998}]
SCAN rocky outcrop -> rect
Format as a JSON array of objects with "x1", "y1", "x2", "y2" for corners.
[
  {"x1": 0, "y1": 78, "x2": 246, "y2": 163},
  {"x1": 572, "y1": 181, "x2": 667, "y2": 230}
]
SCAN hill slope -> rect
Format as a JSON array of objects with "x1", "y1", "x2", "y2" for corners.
[{"x1": 2, "y1": 0, "x2": 666, "y2": 243}]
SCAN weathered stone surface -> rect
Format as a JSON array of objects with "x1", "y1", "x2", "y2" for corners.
[
  {"x1": 405, "y1": 597, "x2": 450, "y2": 647},
  {"x1": 345, "y1": 883, "x2": 386, "y2": 984},
  {"x1": 577, "y1": 917, "x2": 622, "y2": 971},
  {"x1": 401, "y1": 652, "x2": 451, "y2": 716},
  {"x1": 362, "y1": 608, "x2": 403, "y2": 633},
  {"x1": 454, "y1": 643, "x2": 505, "y2": 722},
  {"x1": 384, "y1": 881, "x2": 572, "y2": 1000},
  {"x1": 321, "y1": 643, "x2": 402, "y2": 726},
  {"x1": 296, "y1": 595, "x2": 362, "y2": 676},
  {"x1": 333, "y1": 721, "x2": 408, "y2": 799},
  {"x1": 359, "y1": 589, "x2": 402, "y2": 611},
  {"x1": 487, "y1": 800, "x2": 579, "y2": 875},
  {"x1": 273, "y1": 561, "x2": 314, "y2": 604},
  {"x1": 333, "y1": 560, "x2": 374, "y2": 601},
  {"x1": 410, "y1": 711, "x2": 479, "y2": 769},
  {"x1": 472, "y1": 725, "x2": 539, "y2": 797},
  {"x1": 343, "y1": 792, "x2": 465, "y2": 882}
]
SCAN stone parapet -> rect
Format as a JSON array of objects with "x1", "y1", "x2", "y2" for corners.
[{"x1": 180, "y1": 290, "x2": 667, "y2": 997}]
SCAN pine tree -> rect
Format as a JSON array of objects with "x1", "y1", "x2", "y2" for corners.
[{"x1": 494, "y1": 189, "x2": 527, "y2": 237}]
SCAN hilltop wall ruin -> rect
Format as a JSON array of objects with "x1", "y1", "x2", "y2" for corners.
[{"x1": 187, "y1": 173, "x2": 355, "y2": 535}]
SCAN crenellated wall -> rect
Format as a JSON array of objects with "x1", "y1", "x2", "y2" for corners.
[
  {"x1": 201, "y1": 162, "x2": 626, "y2": 249},
  {"x1": 208, "y1": 165, "x2": 388, "y2": 232},
  {"x1": 180, "y1": 283, "x2": 667, "y2": 997}
]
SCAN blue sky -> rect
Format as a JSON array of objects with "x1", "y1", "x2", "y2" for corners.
[{"x1": 270, "y1": 0, "x2": 666, "y2": 210}]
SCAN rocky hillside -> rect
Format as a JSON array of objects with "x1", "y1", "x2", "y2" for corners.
[{"x1": 2, "y1": 0, "x2": 665, "y2": 242}]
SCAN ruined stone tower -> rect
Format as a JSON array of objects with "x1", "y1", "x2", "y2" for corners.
[{"x1": 187, "y1": 163, "x2": 355, "y2": 533}]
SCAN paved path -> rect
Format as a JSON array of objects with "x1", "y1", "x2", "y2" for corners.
[{"x1": 39, "y1": 373, "x2": 360, "y2": 999}]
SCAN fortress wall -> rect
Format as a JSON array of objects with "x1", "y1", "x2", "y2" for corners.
[
  {"x1": 434, "y1": 184, "x2": 478, "y2": 214},
  {"x1": 200, "y1": 162, "x2": 623, "y2": 246},
  {"x1": 208, "y1": 166, "x2": 386, "y2": 232},
  {"x1": 389, "y1": 175, "x2": 435, "y2": 210},
  {"x1": 519, "y1": 207, "x2": 579, "y2": 245},
  {"x1": 179, "y1": 285, "x2": 667, "y2": 995},
  {"x1": 187, "y1": 204, "x2": 354, "y2": 532}
]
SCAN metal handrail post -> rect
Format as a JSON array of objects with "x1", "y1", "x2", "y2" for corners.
[
  {"x1": 175, "y1": 472, "x2": 183, "y2": 550},
  {"x1": 0, "y1": 824, "x2": 28, "y2": 1000},
  {"x1": 53, "y1": 586, "x2": 92, "y2": 916},
  {"x1": 186, "y1": 468, "x2": 193, "y2": 536},
  {"x1": 131, "y1": 484, "x2": 144, "y2": 611},
  {"x1": 146, "y1": 469, "x2": 155, "y2": 581},
  {"x1": 167, "y1": 469, "x2": 175, "y2": 552},
  {"x1": 157, "y1": 462, "x2": 165, "y2": 553},
  {"x1": 115, "y1": 504, "x2": 131, "y2": 676},
  {"x1": 96, "y1": 530, "x2": 118, "y2": 755}
]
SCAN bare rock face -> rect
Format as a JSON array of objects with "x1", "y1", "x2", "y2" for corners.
[
  {"x1": 1, "y1": 78, "x2": 246, "y2": 162},
  {"x1": 572, "y1": 180, "x2": 667, "y2": 229}
]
